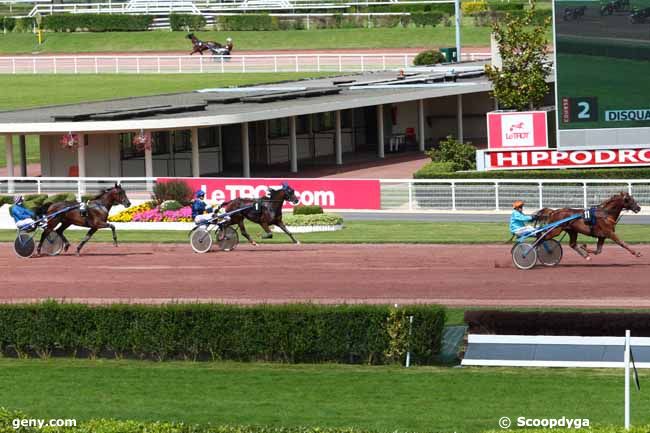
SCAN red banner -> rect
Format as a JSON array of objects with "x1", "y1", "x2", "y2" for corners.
[
  {"x1": 487, "y1": 111, "x2": 548, "y2": 150},
  {"x1": 158, "y1": 178, "x2": 381, "y2": 210},
  {"x1": 485, "y1": 148, "x2": 650, "y2": 170}
]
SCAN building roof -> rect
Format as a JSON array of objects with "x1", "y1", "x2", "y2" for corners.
[{"x1": 0, "y1": 64, "x2": 495, "y2": 134}]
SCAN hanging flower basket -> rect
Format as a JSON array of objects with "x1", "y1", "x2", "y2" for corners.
[
  {"x1": 59, "y1": 133, "x2": 79, "y2": 151},
  {"x1": 132, "y1": 131, "x2": 152, "y2": 152}
]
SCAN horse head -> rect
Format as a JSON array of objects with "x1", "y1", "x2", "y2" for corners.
[
  {"x1": 621, "y1": 192, "x2": 641, "y2": 213},
  {"x1": 186, "y1": 33, "x2": 195, "y2": 41},
  {"x1": 281, "y1": 182, "x2": 299, "y2": 205},
  {"x1": 109, "y1": 183, "x2": 131, "y2": 208},
  {"x1": 533, "y1": 207, "x2": 554, "y2": 225}
]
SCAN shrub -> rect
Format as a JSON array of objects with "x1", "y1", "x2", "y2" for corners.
[
  {"x1": 413, "y1": 49, "x2": 446, "y2": 66},
  {"x1": 160, "y1": 200, "x2": 183, "y2": 212},
  {"x1": 0, "y1": 302, "x2": 446, "y2": 364},
  {"x1": 2, "y1": 16, "x2": 15, "y2": 32},
  {"x1": 0, "y1": 195, "x2": 14, "y2": 206},
  {"x1": 218, "y1": 14, "x2": 278, "y2": 31},
  {"x1": 412, "y1": 161, "x2": 457, "y2": 177},
  {"x1": 282, "y1": 214, "x2": 343, "y2": 226},
  {"x1": 43, "y1": 192, "x2": 76, "y2": 208},
  {"x1": 488, "y1": 1, "x2": 525, "y2": 11},
  {"x1": 293, "y1": 205, "x2": 324, "y2": 215},
  {"x1": 425, "y1": 135, "x2": 476, "y2": 171},
  {"x1": 170, "y1": 13, "x2": 206, "y2": 31},
  {"x1": 42, "y1": 14, "x2": 153, "y2": 32},
  {"x1": 410, "y1": 11, "x2": 444, "y2": 27},
  {"x1": 152, "y1": 180, "x2": 193, "y2": 205},
  {"x1": 461, "y1": 0, "x2": 488, "y2": 15}
]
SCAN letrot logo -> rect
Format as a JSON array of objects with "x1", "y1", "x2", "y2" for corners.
[{"x1": 501, "y1": 114, "x2": 534, "y2": 147}]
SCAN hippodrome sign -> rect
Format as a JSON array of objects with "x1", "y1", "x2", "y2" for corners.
[
  {"x1": 486, "y1": 111, "x2": 549, "y2": 150},
  {"x1": 158, "y1": 178, "x2": 381, "y2": 210},
  {"x1": 554, "y1": 0, "x2": 650, "y2": 149},
  {"x1": 482, "y1": 148, "x2": 650, "y2": 170}
]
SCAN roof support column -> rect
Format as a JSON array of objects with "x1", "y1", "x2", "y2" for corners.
[
  {"x1": 418, "y1": 99, "x2": 425, "y2": 152},
  {"x1": 457, "y1": 94, "x2": 464, "y2": 143},
  {"x1": 77, "y1": 133, "x2": 86, "y2": 194},
  {"x1": 191, "y1": 127, "x2": 200, "y2": 178},
  {"x1": 377, "y1": 104, "x2": 385, "y2": 159},
  {"x1": 144, "y1": 140, "x2": 153, "y2": 192},
  {"x1": 335, "y1": 110, "x2": 342, "y2": 165},
  {"x1": 4, "y1": 134, "x2": 14, "y2": 193},
  {"x1": 289, "y1": 116, "x2": 298, "y2": 173},
  {"x1": 241, "y1": 122, "x2": 250, "y2": 178},
  {"x1": 19, "y1": 135, "x2": 27, "y2": 177}
]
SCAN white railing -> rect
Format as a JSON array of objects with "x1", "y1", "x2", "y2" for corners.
[
  {"x1": 1, "y1": 178, "x2": 649, "y2": 212},
  {"x1": 379, "y1": 179, "x2": 650, "y2": 211},
  {"x1": 0, "y1": 53, "x2": 488, "y2": 74}
]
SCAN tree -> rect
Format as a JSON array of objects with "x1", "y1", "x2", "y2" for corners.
[
  {"x1": 425, "y1": 135, "x2": 476, "y2": 171},
  {"x1": 484, "y1": 1, "x2": 552, "y2": 111}
]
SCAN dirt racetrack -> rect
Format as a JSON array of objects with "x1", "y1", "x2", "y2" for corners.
[{"x1": 3, "y1": 243, "x2": 650, "y2": 307}]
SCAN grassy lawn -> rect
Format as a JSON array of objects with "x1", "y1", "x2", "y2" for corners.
[
  {"x1": 0, "y1": 72, "x2": 331, "y2": 111},
  {"x1": 0, "y1": 358, "x2": 646, "y2": 432},
  {"x1": 0, "y1": 135, "x2": 40, "y2": 167},
  {"x1": 0, "y1": 27, "x2": 499, "y2": 54},
  {"x1": 0, "y1": 220, "x2": 648, "y2": 244}
]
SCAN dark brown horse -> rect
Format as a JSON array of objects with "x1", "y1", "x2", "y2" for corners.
[
  {"x1": 218, "y1": 183, "x2": 300, "y2": 246},
  {"x1": 37, "y1": 184, "x2": 131, "y2": 256},
  {"x1": 187, "y1": 33, "x2": 221, "y2": 55},
  {"x1": 537, "y1": 192, "x2": 641, "y2": 260}
]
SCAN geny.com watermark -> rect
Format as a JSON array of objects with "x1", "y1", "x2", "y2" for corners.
[
  {"x1": 12, "y1": 418, "x2": 77, "y2": 430},
  {"x1": 499, "y1": 416, "x2": 590, "y2": 429}
]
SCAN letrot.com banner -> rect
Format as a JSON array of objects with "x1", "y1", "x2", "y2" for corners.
[
  {"x1": 487, "y1": 111, "x2": 548, "y2": 150},
  {"x1": 158, "y1": 178, "x2": 381, "y2": 210},
  {"x1": 484, "y1": 148, "x2": 650, "y2": 170}
]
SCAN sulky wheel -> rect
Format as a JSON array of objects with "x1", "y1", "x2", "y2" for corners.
[
  {"x1": 216, "y1": 226, "x2": 239, "y2": 251},
  {"x1": 190, "y1": 227, "x2": 213, "y2": 253},
  {"x1": 512, "y1": 243, "x2": 538, "y2": 270},
  {"x1": 41, "y1": 232, "x2": 64, "y2": 256},
  {"x1": 14, "y1": 233, "x2": 36, "y2": 258},
  {"x1": 536, "y1": 239, "x2": 563, "y2": 267}
]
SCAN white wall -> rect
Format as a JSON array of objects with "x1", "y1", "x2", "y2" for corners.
[{"x1": 40, "y1": 133, "x2": 121, "y2": 177}]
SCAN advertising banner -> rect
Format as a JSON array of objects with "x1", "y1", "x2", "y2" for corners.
[
  {"x1": 487, "y1": 111, "x2": 549, "y2": 150},
  {"x1": 483, "y1": 148, "x2": 650, "y2": 170},
  {"x1": 158, "y1": 178, "x2": 381, "y2": 210}
]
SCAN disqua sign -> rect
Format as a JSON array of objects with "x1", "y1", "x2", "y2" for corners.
[
  {"x1": 487, "y1": 111, "x2": 549, "y2": 150},
  {"x1": 483, "y1": 148, "x2": 650, "y2": 170},
  {"x1": 158, "y1": 178, "x2": 381, "y2": 210}
]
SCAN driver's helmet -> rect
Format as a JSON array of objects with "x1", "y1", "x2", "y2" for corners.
[
  {"x1": 196, "y1": 190, "x2": 206, "y2": 199},
  {"x1": 512, "y1": 200, "x2": 525, "y2": 210},
  {"x1": 13, "y1": 195, "x2": 24, "y2": 205},
  {"x1": 226, "y1": 37, "x2": 232, "y2": 43}
]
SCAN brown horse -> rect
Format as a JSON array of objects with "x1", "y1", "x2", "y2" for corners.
[
  {"x1": 537, "y1": 192, "x2": 641, "y2": 260},
  {"x1": 37, "y1": 184, "x2": 131, "y2": 256},
  {"x1": 187, "y1": 33, "x2": 221, "y2": 55},
  {"x1": 218, "y1": 183, "x2": 300, "y2": 246}
]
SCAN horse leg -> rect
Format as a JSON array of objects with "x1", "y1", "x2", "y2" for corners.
[
  {"x1": 109, "y1": 223, "x2": 118, "y2": 247},
  {"x1": 568, "y1": 230, "x2": 591, "y2": 260},
  {"x1": 275, "y1": 221, "x2": 300, "y2": 245},
  {"x1": 76, "y1": 228, "x2": 98, "y2": 256},
  {"x1": 36, "y1": 227, "x2": 52, "y2": 256},
  {"x1": 583, "y1": 237, "x2": 605, "y2": 255},
  {"x1": 56, "y1": 222, "x2": 72, "y2": 252},
  {"x1": 260, "y1": 222, "x2": 273, "y2": 239},
  {"x1": 238, "y1": 221, "x2": 258, "y2": 246},
  {"x1": 609, "y1": 232, "x2": 642, "y2": 257}
]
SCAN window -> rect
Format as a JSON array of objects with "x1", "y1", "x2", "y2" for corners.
[
  {"x1": 269, "y1": 118, "x2": 289, "y2": 138},
  {"x1": 198, "y1": 127, "x2": 220, "y2": 149},
  {"x1": 314, "y1": 112, "x2": 334, "y2": 132}
]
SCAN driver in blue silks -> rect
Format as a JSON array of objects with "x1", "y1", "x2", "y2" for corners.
[
  {"x1": 509, "y1": 200, "x2": 536, "y2": 236},
  {"x1": 10, "y1": 196, "x2": 39, "y2": 230},
  {"x1": 192, "y1": 190, "x2": 214, "y2": 224}
]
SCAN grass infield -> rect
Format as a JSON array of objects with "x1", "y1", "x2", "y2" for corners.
[
  {"x1": 1, "y1": 220, "x2": 648, "y2": 244},
  {"x1": 0, "y1": 358, "x2": 648, "y2": 432}
]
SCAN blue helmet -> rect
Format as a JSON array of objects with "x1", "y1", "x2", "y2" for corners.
[
  {"x1": 196, "y1": 190, "x2": 205, "y2": 199},
  {"x1": 13, "y1": 195, "x2": 23, "y2": 205}
]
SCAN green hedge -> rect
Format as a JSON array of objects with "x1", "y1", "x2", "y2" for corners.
[
  {"x1": 218, "y1": 14, "x2": 278, "y2": 31},
  {"x1": 409, "y1": 11, "x2": 445, "y2": 27},
  {"x1": 1, "y1": 16, "x2": 35, "y2": 32},
  {"x1": 487, "y1": 2, "x2": 525, "y2": 11},
  {"x1": 282, "y1": 214, "x2": 343, "y2": 226},
  {"x1": 293, "y1": 205, "x2": 324, "y2": 215},
  {"x1": 473, "y1": 9, "x2": 550, "y2": 26},
  {"x1": 0, "y1": 302, "x2": 445, "y2": 364},
  {"x1": 170, "y1": 13, "x2": 206, "y2": 31},
  {"x1": 0, "y1": 196, "x2": 13, "y2": 206},
  {"x1": 368, "y1": 3, "x2": 454, "y2": 14},
  {"x1": 414, "y1": 163, "x2": 650, "y2": 179},
  {"x1": 42, "y1": 14, "x2": 153, "y2": 32},
  {"x1": 413, "y1": 49, "x2": 446, "y2": 65}
]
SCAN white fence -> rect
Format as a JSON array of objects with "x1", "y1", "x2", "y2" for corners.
[
  {"x1": 0, "y1": 53, "x2": 489, "y2": 74},
  {"x1": 1, "y1": 178, "x2": 649, "y2": 211}
]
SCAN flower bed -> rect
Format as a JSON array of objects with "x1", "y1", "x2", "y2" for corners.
[
  {"x1": 108, "y1": 202, "x2": 192, "y2": 223},
  {"x1": 273, "y1": 213, "x2": 344, "y2": 233}
]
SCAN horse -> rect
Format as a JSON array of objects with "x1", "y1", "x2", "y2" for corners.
[
  {"x1": 187, "y1": 33, "x2": 221, "y2": 55},
  {"x1": 563, "y1": 5, "x2": 586, "y2": 20},
  {"x1": 536, "y1": 192, "x2": 641, "y2": 260},
  {"x1": 217, "y1": 182, "x2": 300, "y2": 246},
  {"x1": 36, "y1": 184, "x2": 132, "y2": 256}
]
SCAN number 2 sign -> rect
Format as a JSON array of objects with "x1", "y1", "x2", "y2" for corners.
[{"x1": 562, "y1": 97, "x2": 599, "y2": 123}]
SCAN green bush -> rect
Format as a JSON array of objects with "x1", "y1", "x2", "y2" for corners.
[
  {"x1": 152, "y1": 180, "x2": 193, "y2": 205},
  {"x1": 488, "y1": 1, "x2": 525, "y2": 11},
  {"x1": 425, "y1": 135, "x2": 476, "y2": 171},
  {"x1": 0, "y1": 302, "x2": 445, "y2": 364},
  {"x1": 461, "y1": 0, "x2": 488, "y2": 15},
  {"x1": 414, "y1": 166, "x2": 650, "y2": 179},
  {"x1": 0, "y1": 196, "x2": 14, "y2": 206},
  {"x1": 42, "y1": 192, "x2": 76, "y2": 208},
  {"x1": 2, "y1": 16, "x2": 15, "y2": 32},
  {"x1": 369, "y1": 3, "x2": 454, "y2": 14},
  {"x1": 170, "y1": 13, "x2": 206, "y2": 31},
  {"x1": 293, "y1": 205, "x2": 324, "y2": 215},
  {"x1": 473, "y1": 9, "x2": 550, "y2": 26},
  {"x1": 413, "y1": 49, "x2": 446, "y2": 65},
  {"x1": 42, "y1": 14, "x2": 153, "y2": 32},
  {"x1": 160, "y1": 200, "x2": 183, "y2": 211},
  {"x1": 282, "y1": 214, "x2": 343, "y2": 226},
  {"x1": 410, "y1": 11, "x2": 444, "y2": 26},
  {"x1": 218, "y1": 14, "x2": 278, "y2": 31}
]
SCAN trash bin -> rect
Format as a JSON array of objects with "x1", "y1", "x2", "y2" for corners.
[{"x1": 439, "y1": 47, "x2": 458, "y2": 63}]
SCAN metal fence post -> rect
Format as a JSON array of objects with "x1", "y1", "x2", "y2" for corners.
[
  {"x1": 12, "y1": 58, "x2": 16, "y2": 74},
  {"x1": 136, "y1": 56, "x2": 140, "y2": 73},
  {"x1": 317, "y1": 55, "x2": 320, "y2": 72},
  {"x1": 628, "y1": 182, "x2": 633, "y2": 196},
  {"x1": 382, "y1": 55, "x2": 386, "y2": 70},
  {"x1": 451, "y1": 182, "x2": 456, "y2": 211},
  {"x1": 295, "y1": 55, "x2": 299, "y2": 72},
  {"x1": 583, "y1": 182, "x2": 588, "y2": 208},
  {"x1": 273, "y1": 56, "x2": 277, "y2": 73},
  {"x1": 361, "y1": 55, "x2": 364, "y2": 72},
  {"x1": 408, "y1": 181, "x2": 413, "y2": 211},
  {"x1": 538, "y1": 182, "x2": 543, "y2": 208},
  {"x1": 53, "y1": 57, "x2": 57, "y2": 74},
  {"x1": 37, "y1": 179, "x2": 41, "y2": 194},
  {"x1": 338, "y1": 56, "x2": 342, "y2": 72},
  {"x1": 242, "y1": 56, "x2": 246, "y2": 73},
  {"x1": 221, "y1": 56, "x2": 224, "y2": 73},
  {"x1": 94, "y1": 56, "x2": 98, "y2": 74},
  {"x1": 157, "y1": 57, "x2": 161, "y2": 73},
  {"x1": 494, "y1": 181, "x2": 499, "y2": 211},
  {"x1": 199, "y1": 55, "x2": 203, "y2": 73},
  {"x1": 404, "y1": 54, "x2": 408, "y2": 67},
  {"x1": 32, "y1": 57, "x2": 36, "y2": 74},
  {"x1": 178, "y1": 56, "x2": 182, "y2": 73}
]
